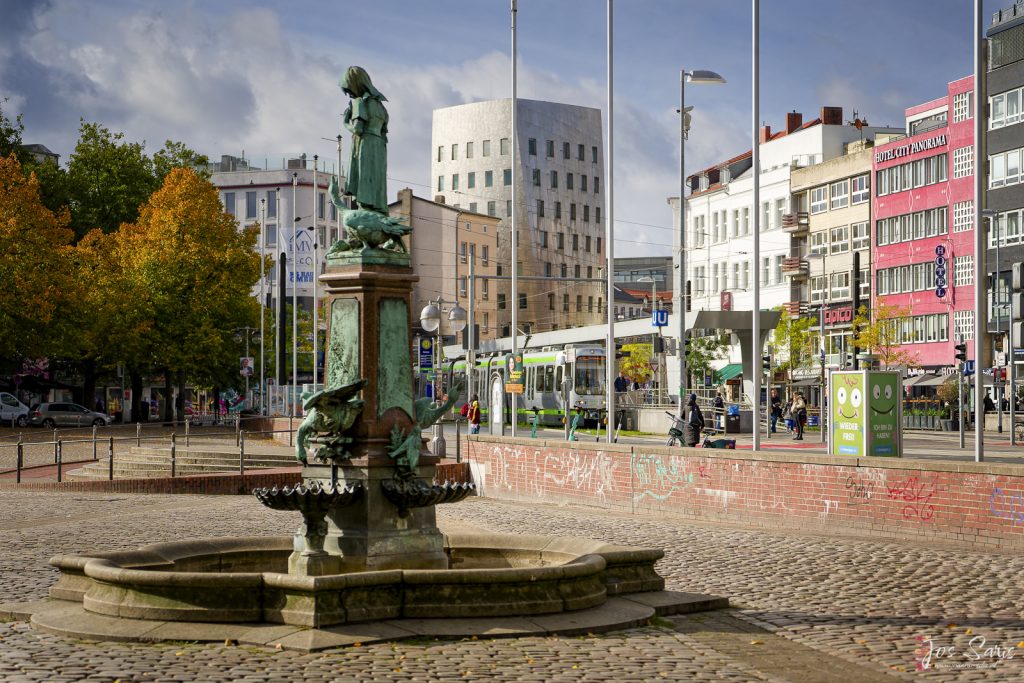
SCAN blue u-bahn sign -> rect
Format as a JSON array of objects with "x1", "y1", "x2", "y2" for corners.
[{"x1": 651, "y1": 309, "x2": 669, "y2": 327}]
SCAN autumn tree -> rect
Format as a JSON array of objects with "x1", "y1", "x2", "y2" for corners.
[
  {"x1": 618, "y1": 343, "x2": 653, "y2": 383},
  {"x1": 0, "y1": 155, "x2": 75, "y2": 359},
  {"x1": 125, "y1": 168, "x2": 261, "y2": 420},
  {"x1": 0, "y1": 101, "x2": 30, "y2": 165},
  {"x1": 852, "y1": 299, "x2": 920, "y2": 369}
]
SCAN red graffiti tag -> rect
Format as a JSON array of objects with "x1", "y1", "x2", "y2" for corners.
[{"x1": 886, "y1": 477, "x2": 936, "y2": 521}]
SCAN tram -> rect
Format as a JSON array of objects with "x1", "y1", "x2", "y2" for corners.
[{"x1": 447, "y1": 345, "x2": 608, "y2": 426}]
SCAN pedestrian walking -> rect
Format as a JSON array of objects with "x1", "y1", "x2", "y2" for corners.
[
  {"x1": 684, "y1": 393, "x2": 704, "y2": 447},
  {"x1": 792, "y1": 392, "x2": 807, "y2": 441},
  {"x1": 770, "y1": 389, "x2": 782, "y2": 434},
  {"x1": 468, "y1": 395, "x2": 481, "y2": 435},
  {"x1": 713, "y1": 392, "x2": 725, "y2": 431}
]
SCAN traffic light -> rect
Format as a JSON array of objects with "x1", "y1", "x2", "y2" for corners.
[
  {"x1": 653, "y1": 336, "x2": 665, "y2": 354},
  {"x1": 954, "y1": 342, "x2": 967, "y2": 363},
  {"x1": 683, "y1": 337, "x2": 692, "y2": 359},
  {"x1": 614, "y1": 343, "x2": 626, "y2": 359},
  {"x1": 845, "y1": 353, "x2": 854, "y2": 368},
  {"x1": 762, "y1": 353, "x2": 771, "y2": 371}
]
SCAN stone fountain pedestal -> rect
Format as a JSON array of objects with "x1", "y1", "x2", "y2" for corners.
[{"x1": 311, "y1": 251, "x2": 448, "y2": 571}]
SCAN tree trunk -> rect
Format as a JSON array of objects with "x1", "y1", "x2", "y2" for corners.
[
  {"x1": 130, "y1": 368, "x2": 145, "y2": 423},
  {"x1": 163, "y1": 368, "x2": 173, "y2": 423},
  {"x1": 175, "y1": 369, "x2": 186, "y2": 421},
  {"x1": 81, "y1": 359, "x2": 97, "y2": 411},
  {"x1": 213, "y1": 386, "x2": 221, "y2": 424}
]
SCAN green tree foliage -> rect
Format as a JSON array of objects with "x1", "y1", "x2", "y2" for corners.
[
  {"x1": 0, "y1": 101, "x2": 29, "y2": 165},
  {"x1": 772, "y1": 307, "x2": 816, "y2": 382},
  {"x1": 686, "y1": 334, "x2": 726, "y2": 388},
  {"x1": 153, "y1": 140, "x2": 209, "y2": 183},
  {"x1": 0, "y1": 155, "x2": 76, "y2": 358},
  {"x1": 852, "y1": 299, "x2": 920, "y2": 369}
]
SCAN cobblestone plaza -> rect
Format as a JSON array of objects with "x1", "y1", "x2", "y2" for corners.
[{"x1": 1, "y1": 490, "x2": 1022, "y2": 681}]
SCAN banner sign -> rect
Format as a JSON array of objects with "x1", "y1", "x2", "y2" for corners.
[{"x1": 505, "y1": 353, "x2": 524, "y2": 394}]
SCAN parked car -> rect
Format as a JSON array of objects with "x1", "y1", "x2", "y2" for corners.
[
  {"x1": 0, "y1": 392, "x2": 29, "y2": 427},
  {"x1": 28, "y1": 402, "x2": 112, "y2": 428}
]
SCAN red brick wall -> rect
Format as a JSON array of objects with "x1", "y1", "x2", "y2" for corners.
[{"x1": 463, "y1": 437, "x2": 1024, "y2": 550}]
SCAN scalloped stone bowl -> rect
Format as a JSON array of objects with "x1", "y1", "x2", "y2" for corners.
[{"x1": 48, "y1": 533, "x2": 665, "y2": 628}]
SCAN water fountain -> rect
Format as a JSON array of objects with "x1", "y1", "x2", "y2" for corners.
[{"x1": 3, "y1": 67, "x2": 727, "y2": 650}]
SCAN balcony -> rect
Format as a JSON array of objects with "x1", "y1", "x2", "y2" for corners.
[
  {"x1": 782, "y1": 301, "x2": 807, "y2": 316},
  {"x1": 781, "y1": 212, "x2": 810, "y2": 234},
  {"x1": 781, "y1": 257, "x2": 809, "y2": 279}
]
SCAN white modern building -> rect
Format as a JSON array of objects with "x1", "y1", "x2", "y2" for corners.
[
  {"x1": 431, "y1": 98, "x2": 606, "y2": 336},
  {"x1": 669, "y1": 108, "x2": 903, "y2": 396},
  {"x1": 210, "y1": 155, "x2": 340, "y2": 316}
]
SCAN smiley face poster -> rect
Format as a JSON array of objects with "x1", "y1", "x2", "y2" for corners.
[
  {"x1": 866, "y1": 371, "x2": 901, "y2": 457},
  {"x1": 830, "y1": 371, "x2": 866, "y2": 456}
]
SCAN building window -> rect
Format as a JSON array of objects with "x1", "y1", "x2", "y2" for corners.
[
  {"x1": 548, "y1": 293, "x2": 555, "y2": 311},
  {"x1": 580, "y1": 174, "x2": 588, "y2": 193},
  {"x1": 506, "y1": 200, "x2": 512, "y2": 217},
  {"x1": 810, "y1": 275, "x2": 826, "y2": 303},
  {"x1": 482, "y1": 245, "x2": 489, "y2": 264},
  {"x1": 852, "y1": 221, "x2": 870, "y2": 251},
  {"x1": 482, "y1": 139, "x2": 491, "y2": 157},
  {"x1": 560, "y1": 263, "x2": 567, "y2": 277},
  {"x1": 810, "y1": 230, "x2": 827, "y2": 256},
  {"x1": 577, "y1": 144, "x2": 585, "y2": 160},
  {"x1": 557, "y1": 232, "x2": 564, "y2": 250},
  {"x1": 550, "y1": 171, "x2": 558, "y2": 189},
  {"x1": 954, "y1": 200, "x2": 973, "y2": 233},
  {"x1": 244, "y1": 191, "x2": 257, "y2": 219},
  {"x1": 555, "y1": 201, "x2": 562, "y2": 219},
  {"x1": 459, "y1": 277, "x2": 467, "y2": 297},
  {"x1": 497, "y1": 293, "x2": 506, "y2": 310},
  {"x1": 810, "y1": 186, "x2": 827, "y2": 214},
  {"x1": 574, "y1": 264, "x2": 581, "y2": 278},
  {"x1": 566, "y1": 173, "x2": 574, "y2": 190},
  {"x1": 954, "y1": 255, "x2": 974, "y2": 286},
  {"x1": 597, "y1": 236, "x2": 602, "y2": 253},
  {"x1": 500, "y1": 138, "x2": 510, "y2": 155},
  {"x1": 585, "y1": 235, "x2": 592, "y2": 252},
  {"x1": 223, "y1": 192, "x2": 235, "y2": 215},
  {"x1": 583, "y1": 205, "x2": 590, "y2": 222},
  {"x1": 587, "y1": 296, "x2": 594, "y2": 313},
  {"x1": 991, "y1": 87, "x2": 1022, "y2": 129},
  {"x1": 762, "y1": 201, "x2": 771, "y2": 231},
  {"x1": 485, "y1": 170, "x2": 493, "y2": 187},
  {"x1": 437, "y1": 146, "x2": 443, "y2": 162},
  {"x1": 537, "y1": 199, "x2": 545, "y2": 217},
  {"x1": 954, "y1": 310, "x2": 974, "y2": 341},
  {"x1": 519, "y1": 293, "x2": 527, "y2": 309},
  {"x1": 990, "y1": 147, "x2": 1023, "y2": 189},
  {"x1": 773, "y1": 255, "x2": 784, "y2": 284},
  {"x1": 503, "y1": 168, "x2": 512, "y2": 186},
  {"x1": 570, "y1": 203, "x2": 577, "y2": 221},
  {"x1": 953, "y1": 146, "x2": 973, "y2": 178},
  {"x1": 851, "y1": 175, "x2": 869, "y2": 204},
  {"x1": 596, "y1": 207, "x2": 602, "y2": 224},
  {"x1": 830, "y1": 225, "x2": 849, "y2": 254},
  {"x1": 563, "y1": 294, "x2": 570, "y2": 311},
  {"x1": 452, "y1": 174, "x2": 459, "y2": 191},
  {"x1": 437, "y1": 176, "x2": 444, "y2": 192},
  {"x1": 563, "y1": 142, "x2": 570, "y2": 159},
  {"x1": 531, "y1": 168, "x2": 540, "y2": 187},
  {"x1": 830, "y1": 181, "x2": 849, "y2": 210},
  {"x1": 594, "y1": 177, "x2": 600, "y2": 194},
  {"x1": 467, "y1": 171, "x2": 475, "y2": 189},
  {"x1": 487, "y1": 201, "x2": 496, "y2": 217},
  {"x1": 482, "y1": 279, "x2": 489, "y2": 299},
  {"x1": 830, "y1": 272, "x2": 850, "y2": 300},
  {"x1": 451, "y1": 144, "x2": 458, "y2": 161},
  {"x1": 528, "y1": 138, "x2": 537, "y2": 155},
  {"x1": 953, "y1": 90, "x2": 973, "y2": 123},
  {"x1": 576, "y1": 295, "x2": 582, "y2": 312},
  {"x1": 544, "y1": 262, "x2": 552, "y2": 277},
  {"x1": 540, "y1": 231, "x2": 548, "y2": 248},
  {"x1": 592, "y1": 145, "x2": 598, "y2": 163},
  {"x1": 466, "y1": 141, "x2": 473, "y2": 159},
  {"x1": 469, "y1": 202, "x2": 477, "y2": 213}
]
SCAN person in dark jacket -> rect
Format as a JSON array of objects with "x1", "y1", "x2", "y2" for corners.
[{"x1": 684, "y1": 393, "x2": 704, "y2": 447}]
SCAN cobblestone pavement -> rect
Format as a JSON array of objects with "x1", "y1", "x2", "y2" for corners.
[{"x1": 1, "y1": 491, "x2": 1022, "y2": 682}]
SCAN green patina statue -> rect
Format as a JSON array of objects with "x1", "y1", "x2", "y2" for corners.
[
  {"x1": 296, "y1": 379, "x2": 367, "y2": 464},
  {"x1": 387, "y1": 381, "x2": 464, "y2": 476}
]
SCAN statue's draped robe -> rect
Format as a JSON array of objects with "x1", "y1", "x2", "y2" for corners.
[{"x1": 345, "y1": 95, "x2": 389, "y2": 213}]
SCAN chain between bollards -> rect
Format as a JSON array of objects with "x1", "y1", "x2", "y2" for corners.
[
  {"x1": 170, "y1": 433, "x2": 176, "y2": 478},
  {"x1": 239, "y1": 431, "x2": 246, "y2": 476},
  {"x1": 108, "y1": 436, "x2": 114, "y2": 481}
]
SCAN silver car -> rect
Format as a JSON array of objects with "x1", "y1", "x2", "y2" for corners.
[{"x1": 28, "y1": 402, "x2": 112, "y2": 428}]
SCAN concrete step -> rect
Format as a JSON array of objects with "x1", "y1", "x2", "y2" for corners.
[
  {"x1": 65, "y1": 456, "x2": 296, "y2": 480},
  {"x1": 112, "y1": 454, "x2": 295, "y2": 468}
]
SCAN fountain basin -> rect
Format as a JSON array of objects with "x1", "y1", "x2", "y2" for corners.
[{"x1": 49, "y1": 533, "x2": 665, "y2": 628}]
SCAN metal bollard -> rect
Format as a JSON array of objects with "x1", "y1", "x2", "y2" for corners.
[
  {"x1": 235, "y1": 413, "x2": 240, "y2": 446},
  {"x1": 16, "y1": 438, "x2": 23, "y2": 484},
  {"x1": 239, "y1": 431, "x2": 246, "y2": 476},
  {"x1": 56, "y1": 439, "x2": 62, "y2": 483},
  {"x1": 108, "y1": 436, "x2": 114, "y2": 481},
  {"x1": 288, "y1": 416, "x2": 293, "y2": 447},
  {"x1": 455, "y1": 419, "x2": 462, "y2": 464},
  {"x1": 53, "y1": 429, "x2": 59, "y2": 463},
  {"x1": 92, "y1": 425, "x2": 98, "y2": 461},
  {"x1": 137, "y1": 422, "x2": 141, "y2": 447},
  {"x1": 170, "y1": 433, "x2": 176, "y2": 478},
  {"x1": 185, "y1": 419, "x2": 190, "y2": 447}
]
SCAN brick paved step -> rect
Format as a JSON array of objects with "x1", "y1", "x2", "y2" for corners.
[{"x1": 65, "y1": 449, "x2": 296, "y2": 480}]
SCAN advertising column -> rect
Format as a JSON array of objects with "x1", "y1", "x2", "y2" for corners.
[{"x1": 829, "y1": 370, "x2": 903, "y2": 456}]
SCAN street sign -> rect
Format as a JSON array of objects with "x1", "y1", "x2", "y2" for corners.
[
  {"x1": 964, "y1": 360, "x2": 976, "y2": 376},
  {"x1": 651, "y1": 309, "x2": 669, "y2": 327},
  {"x1": 934, "y1": 250, "x2": 947, "y2": 299},
  {"x1": 419, "y1": 339, "x2": 433, "y2": 369},
  {"x1": 648, "y1": 360, "x2": 659, "y2": 371},
  {"x1": 505, "y1": 354, "x2": 525, "y2": 394}
]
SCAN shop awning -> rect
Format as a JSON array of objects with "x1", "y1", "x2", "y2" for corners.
[
  {"x1": 916, "y1": 374, "x2": 954, "y2": 387},
  {"x1": 905, "y1": 373, "x2": 940, "y2": 387},
  {"x1": 790, "y1": 378, "x2": 818, "y2": 388},
  {"x1": 714, "y1": 363, "x2": 743, "y2": 383}
]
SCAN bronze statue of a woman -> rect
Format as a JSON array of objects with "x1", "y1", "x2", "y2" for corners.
[{"x1": 339, "y1": 66, "x2": 389, "y2": 214}]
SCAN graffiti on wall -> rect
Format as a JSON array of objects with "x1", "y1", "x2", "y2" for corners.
[
  {"x1": 990, "y1": 488, "x2": 1024, "y2": 525},
  {"x1": 631, "y1": 452, "x2": 692, "y2": 502},
  {"x1": 886, "y1": 476, "x2": 936, "y2": 521}
]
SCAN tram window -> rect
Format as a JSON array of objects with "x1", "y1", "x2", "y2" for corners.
[
  {"x1": 544, "y1": 365, "x2": 555, "y2": 392},
  {"x1": 555, "y1": 366, "x2": 563, "y2": 391},
  {"x1": 535, "y1": 366, "x2": 544, "y2": 393}
]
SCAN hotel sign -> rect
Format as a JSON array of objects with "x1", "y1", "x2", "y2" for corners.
[{"x1": 874, "y1": 134, "x2": 947, "y2": 164}]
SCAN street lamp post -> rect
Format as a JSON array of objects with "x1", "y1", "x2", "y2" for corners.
[
  {"x1": 307, "y1": 225, "x2": 320, "y2": 389},
  {"x1": 419, "y1": 297, "x2": 467, "y2": 457},
  {"x1": 638, "y1": 275, "x2": 658, "y2": 396},
  {"x1": 259, "y1": 197, "x2": 266, "y2": 414},
  {"x1": 983, "y1": 209, "x2": 1003, "y2": 434},
  {"x1": 678, "y1": 67, "x2": 726, "y2": 418},
  {"x1": 291, "y1": 173, "x2": 299, "y2": 416}
]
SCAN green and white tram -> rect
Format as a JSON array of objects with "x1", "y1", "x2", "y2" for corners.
[{"x1": 448, "y1": 346, "x2": 607, "y2": 426}]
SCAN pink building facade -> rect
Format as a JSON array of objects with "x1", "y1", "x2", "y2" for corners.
[{"x1": 872, "y1": 75, "x2": 977, "y2": 371}]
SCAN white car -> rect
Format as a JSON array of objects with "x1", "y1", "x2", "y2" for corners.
[{"x1": 0, "y1": 392, "x2": 29, "y2": 427}]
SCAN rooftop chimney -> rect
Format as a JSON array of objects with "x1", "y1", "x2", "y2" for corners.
[
  {"x1": 786, "y1": 111, "x2": 803, "y2": 133},
  {"x1": 821, "y1": 106, "x2": 843, "y2": 125},
  {"x1": 759, "y1": 125, "x2": 772, "y2": 144}
]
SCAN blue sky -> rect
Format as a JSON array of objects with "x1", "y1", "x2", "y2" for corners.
[{"x1": 0, "y1": 0, "x2": 1000, "y2": 255}]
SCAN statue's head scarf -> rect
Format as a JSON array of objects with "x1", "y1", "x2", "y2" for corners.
[{"x1": 339, "y1": 66, "x2": 387, "y2": 101}]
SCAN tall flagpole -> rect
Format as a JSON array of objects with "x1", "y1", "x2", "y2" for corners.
[
  {"x1": 259, "y1": 197, "x2": 266, "y2": 414},
  {"x1": 292, "y1": 172, "x2": 298, "y2": 415},
  {"x1": 312, "y1": 155, "x2": 319, "y2": 389},
  {"x1": 510, "y1": 0, "x2": 518, "y2": 437},
  {"x1": 605, "y1": 0, "x2": 615, "y2": 443},
  {"x1": 974, "y1": 0, "x2": 985, "y2": 462},
  {"x1": 751, "y1": 0, "x2": 761, "y2": 451}
]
